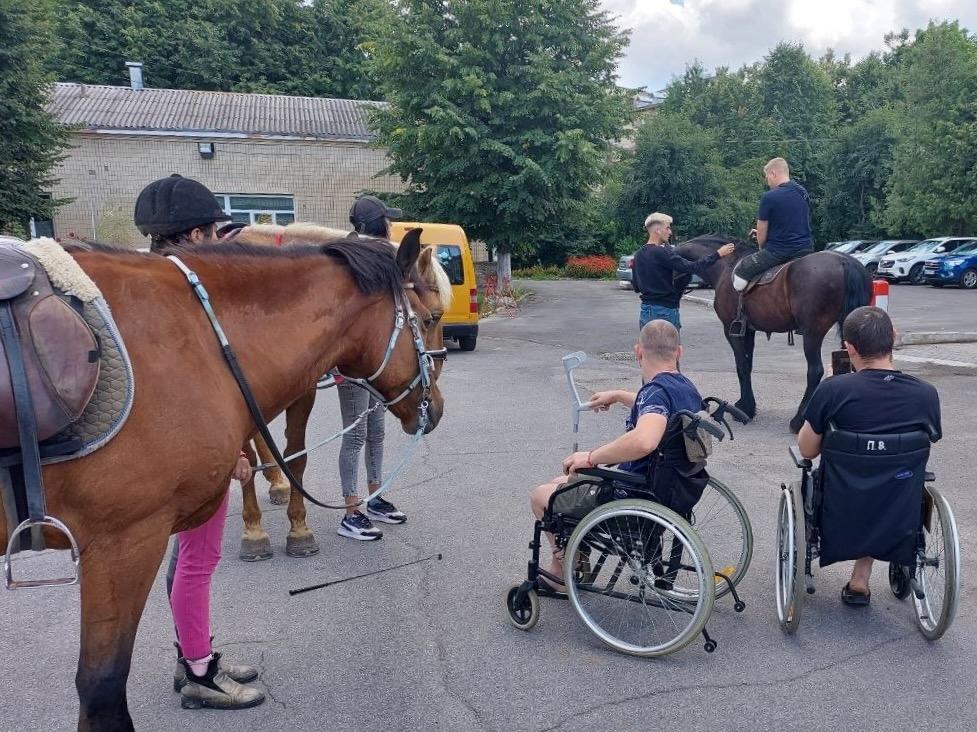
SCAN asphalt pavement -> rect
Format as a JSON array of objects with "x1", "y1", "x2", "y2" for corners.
[{"x1": 1, "y1": 280, "x2": 974, "y2": 731}]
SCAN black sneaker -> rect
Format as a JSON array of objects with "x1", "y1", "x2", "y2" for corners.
[
  {"x1": 338, "y1": 511, "x2": 383, "y2": 541},
  {"x1": 366, "y1": 497, "x2": 407, "y2": 524}
]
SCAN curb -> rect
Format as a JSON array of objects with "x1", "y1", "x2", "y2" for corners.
[
  {"x1": 682, "y1": 294, "x2": 714, "y2": 307},
  {"x1": 893, "y1": 354, "x2": 977, "y2": 375},
  {"x1": 895, "y1": 331, "x2": 977, "y2": 346}
]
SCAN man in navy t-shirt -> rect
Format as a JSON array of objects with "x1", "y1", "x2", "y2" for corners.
[
  {"x1": 528, "y1": 320, "x2": 704, "y2": 590},
  {"x1": 733, "y1": 157, "x2": 814, "y2": 290},
  {"x1": 797, "y1": 306, "x2": 941, "y2": 606}
]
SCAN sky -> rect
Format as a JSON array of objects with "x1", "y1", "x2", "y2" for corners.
[{"x1": 603, "y1": 0, "x2": 977, "y2": 92}]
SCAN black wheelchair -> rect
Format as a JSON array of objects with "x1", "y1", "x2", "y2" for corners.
[
  {"x1": 506, "y1": 398, "x2": 753, "y2": 657},
  {"x1": 777, "y1": 426, "x2": 961, "y2": 639}
]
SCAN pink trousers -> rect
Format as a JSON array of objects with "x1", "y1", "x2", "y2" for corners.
[{"x1": 169, "y1": 491, "x2": 229, "y2": 660}]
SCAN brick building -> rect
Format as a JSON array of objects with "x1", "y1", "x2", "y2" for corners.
[{"x1": 43, "y1": 68, "x2": 402, "y2": 247}]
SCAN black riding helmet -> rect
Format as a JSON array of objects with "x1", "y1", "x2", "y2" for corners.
[{"x1": 134, "y1": 174, "x2": 230, "y2": 237}]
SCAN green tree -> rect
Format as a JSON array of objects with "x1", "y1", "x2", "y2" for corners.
[
  {"x1": 47, "y1": 0, "x2": 385, "y2": 100},
  {"x1": 0, "y1": 0, "x2": 71, "y2": 235},
  {"x1": 612, "y1": 114, "x2": 756, "y2": 246},
  {"x1": 368, "y1": 0, "x2": 631, "y2": 281},
  {"x1": 883, "y1": 22, "x2": 977, "y2": 235}
]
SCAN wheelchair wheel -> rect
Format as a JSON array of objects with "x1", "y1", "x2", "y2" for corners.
[
  {"x1": 912, "y1": 486, "x2": 960, "y2": 640},
  {"x1": 506, "y1": 584, "x2": 540, "y2": 631},
  {"x1": 775, "y1": 482, "x2": 805, "y2": 634},
  {"x1": 562, "y1": 499, "x2": 715, "y2": 657},
  {"x1": 690, "y1": 477, "x2": 753, "y2": 600}
]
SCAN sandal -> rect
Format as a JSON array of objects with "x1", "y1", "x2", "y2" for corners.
[
  {"x1": 841, "y1": 582, "x2": 871, "y2": 607},
  {"x1": 536, "y1": 576, "x2": 568, "y2": 596}
]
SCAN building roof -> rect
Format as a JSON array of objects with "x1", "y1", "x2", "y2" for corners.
[{"x1": 48, "y1": 82, "x2": 383, "y2": 142}]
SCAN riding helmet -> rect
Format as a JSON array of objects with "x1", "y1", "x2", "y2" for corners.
[
  {"x1": 349, "y1": 195, "x2": 402, "y2": 228},
  {"x1": 134, "y1": 174, "x2": 230, "y2": 237}
]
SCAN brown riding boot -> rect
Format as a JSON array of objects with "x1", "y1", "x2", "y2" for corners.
[
  {"x1": 173, "y1": 641, "x2": 258, "y2": 692},
  {"x1": 178, "y1": 654, "x2": 265, "y2": 710}
]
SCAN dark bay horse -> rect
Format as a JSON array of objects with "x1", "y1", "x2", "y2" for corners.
[
  {"x1": 675, "y1": 234, "x2": 872, "y2": 432},
  {"x1": 225, "y1": 223, "x2": 452, "y2": 560},
  {"x1": 0, "y1": 232, "x2": 445, "y2": 730}
]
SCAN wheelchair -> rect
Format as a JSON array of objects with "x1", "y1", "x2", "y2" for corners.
[
  {"x1": 506, "y1": 398, "x2": 754, "y2": 657},
  {"x1": 776, "y1": 427, "x2": 961, "y2": 639}
]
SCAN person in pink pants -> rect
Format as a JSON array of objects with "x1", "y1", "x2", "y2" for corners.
[{"x1": 135, "y1": 175, "x2": 265, "y2": 710}]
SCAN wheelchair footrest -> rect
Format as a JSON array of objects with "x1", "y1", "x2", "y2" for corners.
[{"x1": 4, "y1": 515, "x2": 81, "y2": 590}]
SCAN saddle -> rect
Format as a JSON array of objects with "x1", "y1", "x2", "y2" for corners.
[
  {"x1": 729, "y1": 261, "x2": 796, "y2": 338},
  {"x1": 0, "y1": 245, "x2": 100, "y2": 448}
]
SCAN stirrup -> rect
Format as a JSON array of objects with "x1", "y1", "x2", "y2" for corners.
[
  {"x1": 728, "y1": 318, "x2": 748, "y2": 338},
  {"x1": 4, "y1": 515, "x2": 81, "y2": 590}
]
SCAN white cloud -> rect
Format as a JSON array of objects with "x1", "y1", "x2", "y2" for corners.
[{"x1": 604, "y1": 0, "x2": 977, "y2": 90}]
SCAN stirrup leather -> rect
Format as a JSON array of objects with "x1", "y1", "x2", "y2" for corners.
[{"x1": 728, "y1": 292, "x2": 748, "y2": 338}]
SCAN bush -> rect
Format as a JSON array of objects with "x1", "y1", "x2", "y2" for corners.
[
  {"x1": 564, "y1": 254, "x2": 616, "y2": 279},
  {"x1": 512, "y1": 264, "x2": 564, "y2": 279}
]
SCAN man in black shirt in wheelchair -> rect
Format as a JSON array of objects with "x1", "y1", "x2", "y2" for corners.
[
  {"x1": 529, "y1": 320, "x2": 704, "y2": 591},
  {"x1": 796, "y1": 306, "x2": 941, "y2": 606}
]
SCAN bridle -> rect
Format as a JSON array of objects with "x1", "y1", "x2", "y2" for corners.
[
  {"x1": 336, "y1": 283, "x2": 447, "y2": 432},
  {"x1": 167, "y1": 254, "x2": 445, "y2": 509}
]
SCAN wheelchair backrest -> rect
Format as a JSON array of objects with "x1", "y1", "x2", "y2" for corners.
[{"x1": 818, "y1": 427, "x2": 931, "y2": 566}]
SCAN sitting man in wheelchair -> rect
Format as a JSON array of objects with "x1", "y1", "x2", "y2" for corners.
[
  {"x1": 529, "y1": 320, "x2": 707, "y2": 591},
  {"x1": 796, "y1": 306, "x2": 941, "y2": 607}
]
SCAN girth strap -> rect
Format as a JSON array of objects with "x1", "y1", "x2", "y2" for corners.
[{"x1": 0, "y1": 301, "x2": 47, "y2": 549}]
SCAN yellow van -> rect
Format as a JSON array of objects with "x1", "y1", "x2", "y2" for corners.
[{"x1": 389, "y1": 222, "x2": 479, "y2": 351}]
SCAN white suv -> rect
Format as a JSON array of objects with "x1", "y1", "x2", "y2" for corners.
[{"x1": 877, "y1": 237, "x2": 975, "y2": 284}]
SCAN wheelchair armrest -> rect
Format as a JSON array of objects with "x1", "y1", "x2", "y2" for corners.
[
  {"x1": 575, "y1": 466, "x2": 645, "y2": 485},
  {"x1": 789, "y1": 445, "x2": 812, "y2": 470},
  {"x1": 925, "y1": 471, "x2": 935, "y2": 482}
]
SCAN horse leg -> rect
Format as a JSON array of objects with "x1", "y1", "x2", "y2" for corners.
[
  {"x1": 284, "y1": 392, "x2": 319, "y2": 558},
  {"x1": 725, "y1": 327, "x2": 757, "y2": 419},
  {"x1": 255, "y1": 435, "x2": 289, "y2": 505},
  {"x1": 76, "y1": 525, "x2": 169, "y2": 732},
  {"x1": 239, "y1": 441, "x2": 272, "y2": 561},
  {"x1": 789, "y1": 333, "x2": 826, "y2": 434}
]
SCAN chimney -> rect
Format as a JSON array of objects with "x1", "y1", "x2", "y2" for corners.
[{"x1": 125, "y1": 61, "x2": 144, "y2": 90}]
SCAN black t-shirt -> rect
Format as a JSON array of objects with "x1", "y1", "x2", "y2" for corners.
[
  {"x1": 631, "y1": 244, "x2": 719, "y2": 308},
  {"x1": 757, "y1": 180, "x2": 812, "y2": 256},
  {"x1": 802, "y1": 369, "x2": 942, "y2": 440},
  {"x1": 619, "y1": 372, "x2": 703, "y2": 475}
]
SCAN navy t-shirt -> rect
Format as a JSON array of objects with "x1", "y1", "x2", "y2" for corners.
[
  {"x1": 619, "y1": 372, "x2": 703, "y2": 475},
  {"x1": 802, "y1": 369, "x2": 941, "y2": 440},
  {"x1": 757, "y1": 180, "x2": 812, "y2": 256}
]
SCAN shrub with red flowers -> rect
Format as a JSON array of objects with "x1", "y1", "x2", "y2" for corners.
[{"x1": 563, "y1": 254, "x2": 616, "y2": 279}]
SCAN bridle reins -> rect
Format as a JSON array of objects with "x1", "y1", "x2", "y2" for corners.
[{"x1": 167, "y1": 254, "x2": 445, "y2": 510}]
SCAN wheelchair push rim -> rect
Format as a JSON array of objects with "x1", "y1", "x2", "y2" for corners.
[
  {"x1": 912, "y1": 486, "x2": 960, "y2": 640},
  {"x1": 562, "y1": 499, "x2": 715, "y2": 657},
  {"x1": 775, "y1": 483, "x2": 805, "y2": 634},
  {"x1": 692, "y1": 477, "x2": 753, "y2": 599}
]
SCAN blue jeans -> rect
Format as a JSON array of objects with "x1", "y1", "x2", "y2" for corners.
[{"x1": 639, "y1": 304, "x2": 681, "y2": 330}]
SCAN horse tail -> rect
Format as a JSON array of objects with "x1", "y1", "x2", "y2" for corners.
[{"x1": 837, "y1": 254, "x2": 873, "y2": 337}]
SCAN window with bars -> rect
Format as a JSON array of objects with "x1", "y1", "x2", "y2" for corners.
[{"x1": 215, "y1": 194, "x2": 295, "y2": 225}]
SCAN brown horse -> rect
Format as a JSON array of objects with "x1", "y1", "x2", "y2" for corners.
[
  {"x1": 0, "y1": 232, "x2": 445, "y2": 731},
  {"x1": 674, "y1": 234, "x2": 872, "y2": 432},
  {"x1": 224, "y1": 223, "x2": 452, "y2": 560}
]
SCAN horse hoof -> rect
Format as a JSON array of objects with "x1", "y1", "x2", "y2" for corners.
[
  {"x1": 239, "y1": 537, "x2": 273, "y2": 562},
  {"x1": 286, "y1": 535, "x2": 320, "y2": 558},
  {"x1": 268, "y1": 486, "x2": 290, "y2": 505},
  {"x1": 734, "y1": 401, "x2": 756, "y2": 421}
]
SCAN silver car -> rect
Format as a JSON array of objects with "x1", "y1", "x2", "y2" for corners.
[{"x1": 849, "y1": 240, "x2": 919, "y2": 274}]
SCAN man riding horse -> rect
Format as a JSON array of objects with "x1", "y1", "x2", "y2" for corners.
[{"x1": 732, "y1": 157, "x2": 814, "y2": 291}]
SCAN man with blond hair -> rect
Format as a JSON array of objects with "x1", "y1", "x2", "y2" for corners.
[
  {"x1": 632, "y1": 211, "x2": 733, "y2": 330},
  {"x1": 529, "y1": 320, "x2": 707, "y2": 590},
  {"x1": 732, "y1": 157, "x2": 813, "y2": 290}
]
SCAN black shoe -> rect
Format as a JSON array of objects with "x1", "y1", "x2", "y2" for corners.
[
  {"x1": 338, "y1": 511, "x2": 383, "y2": 541},
  {"x1": 367, "y1": 497, "x2": 407, "y2": 524}
]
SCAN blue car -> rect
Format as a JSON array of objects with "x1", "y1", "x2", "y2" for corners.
[{"x1": 922, "y1": 240, "x2": 977, "y2": 289}]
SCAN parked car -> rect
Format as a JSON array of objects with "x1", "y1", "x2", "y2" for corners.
[
  {"x1": 849, "y1": 239, "x2": 919, "y2": 274},
  {"x1": 878, "y1": 237, "x2": 977, "y2": 284},
  {"x1": 922, "y1": 240, "x2": 977, "y2": 289},
  {"x1": 830, "y1": 240, "x2": 879, "y2": 255},
  {"x1": 617, "y1": 253, "x2": 707, "y2": 289}
]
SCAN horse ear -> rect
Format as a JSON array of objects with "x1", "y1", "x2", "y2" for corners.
[
  {"x1": 417, "y1": 245, "x2": 434, "y2": 276},
  {"x1": 397, "y1": 228, "x2": 423, "y2": 275}
]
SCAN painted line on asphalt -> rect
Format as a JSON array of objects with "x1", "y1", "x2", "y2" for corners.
[{"x1": 894, "y1": 354, "x2": 977, "y2": 374}]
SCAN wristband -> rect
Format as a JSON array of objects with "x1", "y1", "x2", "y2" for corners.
[{"x1": 587, "y1": 451, "x2": 595, "y2": 468}]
